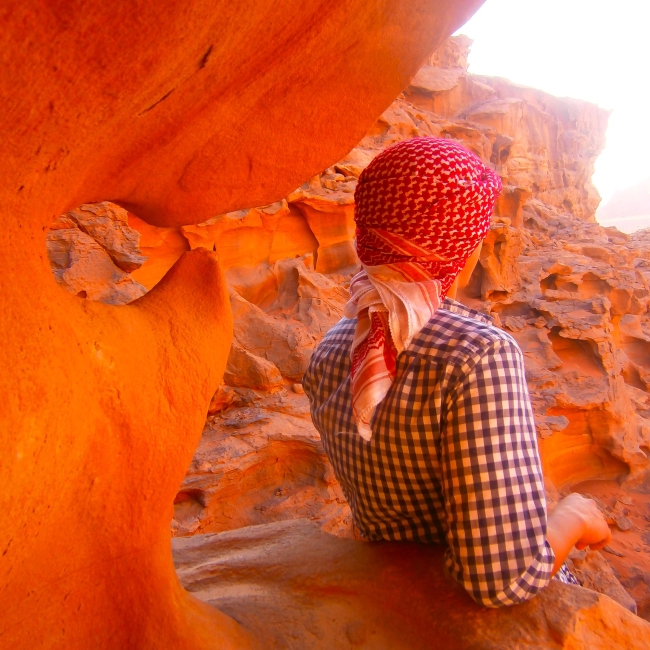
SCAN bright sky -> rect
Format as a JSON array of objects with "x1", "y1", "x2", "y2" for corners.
[{"x1": 455, "y1": 0, "x2": 650, "y2": 209}]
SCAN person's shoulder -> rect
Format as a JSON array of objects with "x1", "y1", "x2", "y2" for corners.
[
  {"x1": 409, "y1": 300, "x2": 520, "y2": 366},
  {"x1": 318, "y1": 317, "x2": 356, "y2": 348},
  {"x1": 303, "y1": 317, "x2": 354, "y2": 392}
]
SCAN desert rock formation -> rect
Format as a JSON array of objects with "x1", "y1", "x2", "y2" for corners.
[
  {"x1": 47, "y1": 202, "x2": 148, "y2": 304},
  {"x1": 0, "y1": 1, "x2": 487, "y2": 648},
  {"x1": 173, "y1": 519, "x2": 650, "y2": 649},
  {"x1": 43, "y1": 31, "x2": 650, "y2": 644}
]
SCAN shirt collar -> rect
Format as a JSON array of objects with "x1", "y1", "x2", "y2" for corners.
[{"x1": 441, "y1": 297, "x2": 494, "y2": 325}]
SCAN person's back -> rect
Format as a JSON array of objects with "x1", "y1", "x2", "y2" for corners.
[
  {"x1": 305, "y1": 298, "x2": 553, "y2": 606},
  {"x1": 303, "y1": 136, "x2": 611, "y2": 608}
]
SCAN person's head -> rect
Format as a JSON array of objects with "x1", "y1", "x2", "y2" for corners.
[{"x1": 353, "y1": 137, "x2": 502, "y2": 295}]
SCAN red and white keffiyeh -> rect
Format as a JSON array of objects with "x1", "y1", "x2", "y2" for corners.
[{"x1": 344, "y1": 137, "x2": 502, "y2": 439}]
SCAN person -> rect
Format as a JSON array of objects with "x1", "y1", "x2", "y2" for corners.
[{"x1": 302, "y1": 137, "x2": 611, "y2": 607}]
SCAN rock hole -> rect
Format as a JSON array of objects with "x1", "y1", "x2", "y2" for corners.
[
  {"x1": 174, "y1": 488, "x2": 207, "y2": 507},
  {"x1": 540, "y1": 273, "x2": 558, "y2": 294},
  {"x1": 622, "y1": 362, "x2": 648, "y2": 392},
  {"x1": 173, "y1": 489, "x2": 208, "y2": 536},
  {"x1": 46, "y1": 202, "x2": 150, "y2": 305},
  {"x1": 621, "y1": 338, "x2": 650, "y2": 375},
  {"x1": 540, "y1": 273, "x2": 578, "y2": 295},
  {"x1": 579, "y1": 272, "x2": 612, "y2": 300},
  {"x1": 485, "y1": 289, "x2": 508, "y2": 301},
  {"x1": 559, "y1": 280, "x2": 579, "y2": 293},
  {"x1": 548, "y1": 327, "x2": 606, "y2": 377},
  {"x1": 491, "y1": 301, "x2": 534, "y2": 319}
]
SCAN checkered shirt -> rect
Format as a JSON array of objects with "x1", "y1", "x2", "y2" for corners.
[{"x1": 303, "y1": 298, "x2": 556, "y2": 607}]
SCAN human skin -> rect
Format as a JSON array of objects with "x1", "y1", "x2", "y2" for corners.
[
  {"x1": 449, "y1": 242, "x2": 612, "y2": 575},
  {"x1": 546, "y1": 493, "x2": 612, "y2": 574}
]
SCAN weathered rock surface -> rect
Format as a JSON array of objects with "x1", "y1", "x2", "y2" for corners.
[
  {"x1": 44, "y1": 33, "x2": 650, "y2": 627},
  {"x1": 173, "y1": 518, "x2": 650, "y2": 649},
  {"x1": 228, "y1": 255, "x2": 348, "y2": 383},
  {"x1": 173, "y1": 390, "x2": 351, "y2": 539},
  {"x1": 1, "y1": 1, "x2": 487, "y2": 647},
  {"x1": 567, "y1": 548, "x2": 638, "y2": 613},
  {"x1": 47, "y1": 203, "x2": 148, "y2": 304},
  {"x1": 223, "y1": 344, "x2": 284, "y2": 391}
]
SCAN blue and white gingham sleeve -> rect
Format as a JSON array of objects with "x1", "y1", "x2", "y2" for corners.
[{"x1": 440, "y1": 336, "x2": 555, "y2": 607}]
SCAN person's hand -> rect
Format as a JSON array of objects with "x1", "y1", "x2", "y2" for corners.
[
  {"x1": 546, "y1": 492, "x2": 612, "y2": 574},
  {"x1": 555, "y1": 493, "x2": 612, "y2": 551}
]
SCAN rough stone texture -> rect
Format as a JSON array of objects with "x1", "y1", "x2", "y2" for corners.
[
  {"x1": 0, "y1": 2, "x2": 486, "y2": 647},
  {"x1": 66, "y1": 202, "x2": 148, "y2": 272},
  {"x1": 47, "y1": 203, "x2": 148, "y2": 304},
  {"x1": 173, "y1": 518, "x2": 650, "y2": 649},
  {"x1": 223, "y1": 344, "x2": 284, "y2": 391},
  {"x1": 567, "y1": 548, "x2": 638, "y2": 613},
  {"x1": 173, "y1": 390, "x2": 351, "y2": 539},
  {"x1": 228, "y1": 256, "x2": 348, "y2": 382},
  {"x1": 42, "y1": 33, "x2": 650, "y2": 631}
]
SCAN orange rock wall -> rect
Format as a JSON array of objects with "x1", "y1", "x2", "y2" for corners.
[
  {"x1": 56, "y1": 36, "x2": 648, "y2": 504},
  {"x1": 33, "y1": 32, "x2": 650, "y2": 638},
  {"x1": 151, "y1": 37, "x2": 650, "y2": 617},
  {"x1": 0, "y1": 2, "x2": 486, "y2": 648}
]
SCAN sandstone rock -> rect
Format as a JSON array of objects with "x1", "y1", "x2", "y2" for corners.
[
  {"x1": 2, "y1": 0, "x2": 487, "y2": 646},
  {"x1": 173, "y1": 391, "x2": 352, "y2": 539},
  {"x1": 617, "y1": 515, "x2": 635, "y2": 532},
  {"x1": 224, "y1": 255, "x2": 350, "y2": 383},
  {"x1": 230, "y1": 290, "x2": 319, "y2": 382},
  {"x1": 128, "y1": 214, "x2": 191, "y2": 289},
  {"x1": 408, "y1": 65, "x2": 464, "y2": 94},
  {"x1": 427, "y1": 33, "x2": 472, "y2": 69},
  {"x1": 47, "y1": 226, "x2": 147, "y2": 305},
  {"x1": 173, "y1": 518, "x2": 650, "y2": 650},
  {"x1": 288, "y1": 182, "x2": 359, "y2": 274},
  {"x1": 207, "y1": 385, "x2": 239, "y2": 415},
  {"x1": 47, "y1": 203, "x2": 149, "y2": 305},
  {"x1": 475, "y1": 221, "x2": 523, "y2": 300},
  {"x1": 65, "y1": 202, "x2": 148, "y2": 272},
  {"x1": 223, "y1": 343, "x2": 284, "y2": 391},
  {"x1": 269, "y1": 256, "x2": 350, "y2": 333},
  {"x1": 567, "y1": 548, "x2": 637, "y2": 613}
]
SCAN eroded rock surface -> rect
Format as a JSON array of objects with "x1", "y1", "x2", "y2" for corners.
[
  {"x1": 173, "y1": 518, "x2": 650, "y2": 650},
  {"x1": 173, "y1": 389, "x2": 352, "y2": 539},
  {"x1": 48, "y1": 202, "x2": 148, "y2": 304},
  {"x1": 2, "y1": 1, "x2": 487, "y2": 647},
  {"x1": 172, "y1": 36, "x2": 650, "y2": 622},
  {"x1": 40, "y1": 32, "x2": 650, "y2": 646}
]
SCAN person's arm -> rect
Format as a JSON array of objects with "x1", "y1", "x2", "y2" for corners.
[{"x1": 439, "y1": 335, "x2": 609, "y2": 607}]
